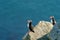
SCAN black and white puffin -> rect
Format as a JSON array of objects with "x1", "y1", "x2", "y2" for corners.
[
  {"x1": 50, "y1": 16, "x2": 56, "y2": 25},
  {"x1": 27, "y1": 20, "x2": 34, "y2": 33}
]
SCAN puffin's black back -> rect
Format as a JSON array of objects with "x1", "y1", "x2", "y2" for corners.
[
  {"x1": 29, "y1": 22, "x2": 34, "y2": 32},
  {"x1": 52, "y1": 18, "x2": 56, "y2": 25}
]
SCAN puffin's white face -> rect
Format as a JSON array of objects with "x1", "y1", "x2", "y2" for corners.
[{"x1": 27, "y1": 20, "x2": 32, "y2": 27}]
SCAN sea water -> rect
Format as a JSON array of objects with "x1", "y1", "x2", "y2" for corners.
[{"x1": 0, "y1": 0, "x2": 60, "y2": 40}]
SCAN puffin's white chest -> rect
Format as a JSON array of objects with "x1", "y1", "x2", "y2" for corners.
[
  {"x1": 51, "y1": 19, "x2": 56, "y2": 24},
  {"x1": 27, "y1": 23, "x2": 29, "y2": 27}
]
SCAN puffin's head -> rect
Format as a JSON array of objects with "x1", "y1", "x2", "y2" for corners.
[
  {"x1": 27, "y1": 20, "x2": 32, "y2": 24},
  {"x1": 27, "y1": 20, "x2": 32, "y2": 27},
  {"x1": 50, "y1": 16, "x2": 54, "y2": 19}
]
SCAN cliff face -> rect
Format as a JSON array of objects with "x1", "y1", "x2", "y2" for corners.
[{"x1": 23, "y1": 21, "x2": 53, "y2": 40}]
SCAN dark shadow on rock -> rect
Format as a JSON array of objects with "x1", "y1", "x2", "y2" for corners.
[
  {"x1": 23, "y1": 34, "x2": 30, "y2": 40},
  {"x1": 37, "y1": 34, "x2": 50, "y2": 40}
]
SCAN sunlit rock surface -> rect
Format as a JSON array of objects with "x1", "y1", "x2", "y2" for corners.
[{"x1": 23, "y1": 21, "x2": 53, "y2": 40}]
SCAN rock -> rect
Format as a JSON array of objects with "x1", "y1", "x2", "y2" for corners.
[
  {"x1": 48, "y1": 22, "x2": 60, "y2": 40},
  {"x1": 23, "y1": 21, "x2": 53, "y2": 40}
]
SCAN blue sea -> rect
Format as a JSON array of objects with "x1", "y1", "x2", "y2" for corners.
[{"x1": 0, "y1": 0, "x2": 60, "y2": 40}]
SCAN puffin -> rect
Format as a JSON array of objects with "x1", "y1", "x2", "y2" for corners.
[
  {"x1": 27, "y1": 20, "x2": 34, "y2": 33},
  {"x1": 50, "y1": 16, "x2": 56, "y2": 25}
]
